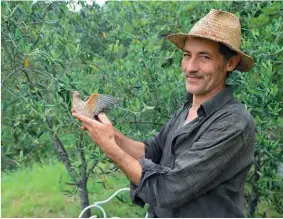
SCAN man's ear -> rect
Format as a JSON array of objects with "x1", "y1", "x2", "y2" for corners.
[{"x1": 226, "y1": 54, "x2": 241, "y2": 72}]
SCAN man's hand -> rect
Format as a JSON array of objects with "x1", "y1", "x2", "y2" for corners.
[
  {"x1": 72, "y1": 108, "x2": 142, "y2": 185},
  {"x1": 72, "y1": 109, "x2": 118, "y2": 157}
]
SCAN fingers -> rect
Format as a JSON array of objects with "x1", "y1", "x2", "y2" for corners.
[
  {"x1": 72, "y1": 112, "x2": 110, "y2": 133},
  {"x1": 72, "y1": 112, "x2": 101, "y2": 131},
  {"x1": 81, "y1": 125, "x2": 87, "y2": 130},
  {"x1": 97, "y1": 113, "x2": 111, "y2": 125},
  {"x1": 73, "y1": 113, "x2": 93, "y2": 125}
]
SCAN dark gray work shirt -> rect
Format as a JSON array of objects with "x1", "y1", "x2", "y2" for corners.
[{"x1": 130, "y1": 86, "x2": 255, "y2": 218}]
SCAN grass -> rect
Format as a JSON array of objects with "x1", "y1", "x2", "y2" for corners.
[
  {"x1": 3, "y1": 159, "x2": 282, "y2": 218},
  {"x1": 1, "y1": 161, "x2": 146, "y2": 218}
]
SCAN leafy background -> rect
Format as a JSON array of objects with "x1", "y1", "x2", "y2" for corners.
[{"x1": 1, "y1": 1, "x2": 283, "y2": 218}]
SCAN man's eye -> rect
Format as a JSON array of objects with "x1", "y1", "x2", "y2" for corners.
[
  {"x1": 183, "y1": 54, "x2": 191, "y2": 57},
  {"x1": 201, "y1": 56, "x2": 210, "y2": 60}
]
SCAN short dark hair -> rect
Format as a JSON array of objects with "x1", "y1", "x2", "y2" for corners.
[
  {"x1": 218, "y1": 43, "x2": 239, "y2": 75},
  {"x1": 219, "y1": 43, "x2": 238, "y2": 60}
]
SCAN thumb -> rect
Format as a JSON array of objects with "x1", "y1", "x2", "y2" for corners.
[{"x1": 97, "y1": 113, "x2": 111, "y2": 125}]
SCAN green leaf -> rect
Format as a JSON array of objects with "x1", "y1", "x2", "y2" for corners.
[{"x1": 1, "y1": 102, "x2": 8, "y2": 113}]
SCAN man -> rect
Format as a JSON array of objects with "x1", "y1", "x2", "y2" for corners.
[{"x1": 72, "y1": 9, "x2": 255, "y2": 217}]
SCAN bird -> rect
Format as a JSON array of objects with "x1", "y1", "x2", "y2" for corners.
[{"x1": 72, "y1": 91, "x2": 119, "y2": 119}]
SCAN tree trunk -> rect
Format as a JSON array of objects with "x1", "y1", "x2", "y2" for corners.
[
  {"x1": 77, "y1": 133, "x2": 92, "y2": 218},
  {"x1": 46, "y1": 116, "x2": 91, "y2": 217},
  {"x1": 46, "y1": 116, "x2": 78, "y2": 182},
  {"x1": 78, "y1": 180, "x2": 91, "y2": 218}
]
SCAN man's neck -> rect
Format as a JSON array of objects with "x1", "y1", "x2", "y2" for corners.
[{"x1": 191, "y1": 84, "x2": 226, "y2": 111}]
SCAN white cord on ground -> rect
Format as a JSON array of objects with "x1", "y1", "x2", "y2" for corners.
[
  {"x1": 79, "y1": 204, "x2": 106, "y2": 218},
  {"x1": 78, "y1": 188, "x2": 130, "y2": 218},
  {"x1": 94, "y1": 188, "x2": 130, "y2": 205}
]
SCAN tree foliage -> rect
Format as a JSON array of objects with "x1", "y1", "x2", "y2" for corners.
[{"x1": 1, "y1": 1, "x2": 283, "y2": 217}]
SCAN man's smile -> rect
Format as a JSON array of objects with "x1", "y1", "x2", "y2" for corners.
[{"x1": 185, "y1": 74, "x2": 203, "y2": 82}]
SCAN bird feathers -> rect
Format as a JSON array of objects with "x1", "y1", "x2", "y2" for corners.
[
  {"x1": 72, "y1": 91, "x2": 119, "y2": 119},
  {"x1": 94, "y1": 94, "x2": 119, "y2": 115}
]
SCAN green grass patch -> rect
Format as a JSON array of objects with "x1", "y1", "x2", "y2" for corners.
[{"x1": 1, "y1": 161, "x2": 146, "y2": 218}]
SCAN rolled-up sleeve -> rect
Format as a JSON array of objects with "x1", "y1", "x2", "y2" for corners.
[{"x1": 131, "y1": 113, "x2": 254, "y2": 209}]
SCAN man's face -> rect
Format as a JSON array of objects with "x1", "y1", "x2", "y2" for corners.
[{"x1": 182, "y1": 37, "x2": 233, "y2": 96}]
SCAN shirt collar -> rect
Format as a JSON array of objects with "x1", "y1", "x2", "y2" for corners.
[{"x1": 185, "y1": 85, "x2": 235, "y2": 118}]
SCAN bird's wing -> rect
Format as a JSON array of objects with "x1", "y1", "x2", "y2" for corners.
[
  {"x1": 93, "y1": 94, "x2": 119, "y2": 115},
  {"x1": 72, "y1": 91, "x2": 92, "y2": 117},
  {"x1": 86, "y1": 93, "x2": 99, "y2": 114}
]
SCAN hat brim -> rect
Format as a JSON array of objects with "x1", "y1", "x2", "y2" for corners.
[{"x1": 167, "y1": 33, "x2": 254, "y2": 72}]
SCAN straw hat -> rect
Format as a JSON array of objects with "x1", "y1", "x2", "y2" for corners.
[{"x1": 167, "y1": 9, "x2": 254, "y2": 72}]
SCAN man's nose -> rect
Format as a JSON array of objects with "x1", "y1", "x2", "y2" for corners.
[{"x1": 183, "y1": 57, "x2": 199, "y2": 73}]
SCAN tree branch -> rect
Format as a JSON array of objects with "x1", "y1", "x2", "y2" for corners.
[
  {"x1": 77, "y1": 133, "x2": 88, "y2": 184},
  {"x1": 45, "y1": 115, "x2": 78, "y2": 183},
  {"x1": 86, "y1": 159, "x2": 99, "y2": 181}
]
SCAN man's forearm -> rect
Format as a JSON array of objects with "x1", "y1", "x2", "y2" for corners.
[
  {"x1": 107, "y1": 145, "x2": 142, "y2": 185},
  {"x1": 114, "y1": 128, "x2": 145, "y2": 159}
]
